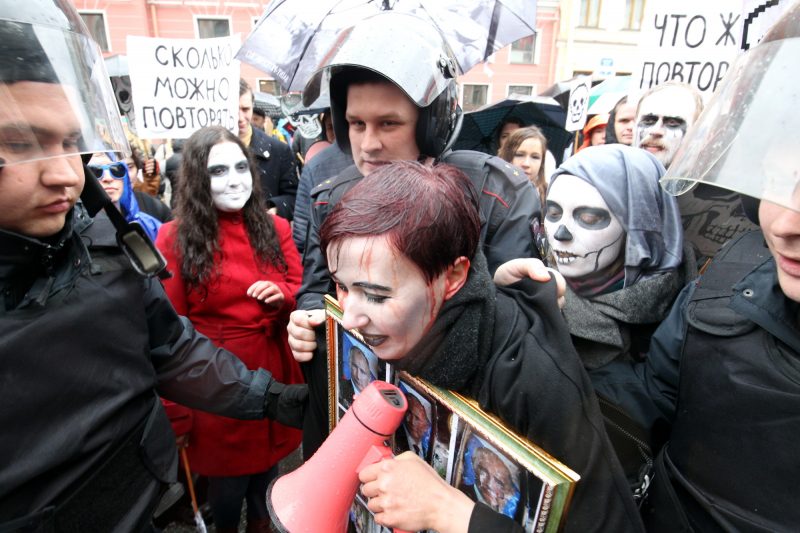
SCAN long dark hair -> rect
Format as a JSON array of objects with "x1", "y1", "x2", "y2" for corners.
[{"x1": 174, "y1": 126, "x2": 286, "y2": 292}]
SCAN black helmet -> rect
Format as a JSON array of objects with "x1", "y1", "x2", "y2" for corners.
[{"x1": 303, "y1": 12, "x2": 462, "y2": 159}]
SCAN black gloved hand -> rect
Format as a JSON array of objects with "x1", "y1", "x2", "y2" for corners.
[{"x1": 264, "y1": 381, "x2": 308, "y2": 429}]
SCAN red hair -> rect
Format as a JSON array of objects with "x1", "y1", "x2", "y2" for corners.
[{"x1": 320, "y1": 161, "x2": 480, "y2": 282}]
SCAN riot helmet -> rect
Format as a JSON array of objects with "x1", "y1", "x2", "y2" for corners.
[
  {"x1": 0, "y1": 0, "x2": 128, "y2": 170},
  {"x1": 661, "y1": 3, "x2": 800, "y2": 215},
  {"x1": 303, "y1": 12, "x2": 462, "y2": 159}
]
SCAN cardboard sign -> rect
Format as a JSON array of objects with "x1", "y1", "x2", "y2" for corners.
[
  {"x1": 128, "y1": 35, "x2": 240, "y2": 139},
  {"x1": 633, "y1": 0, "x2": 791, "y2": 99},
  {"x1": 565, "y1": 76, "x2": 591, "y2": 132}
]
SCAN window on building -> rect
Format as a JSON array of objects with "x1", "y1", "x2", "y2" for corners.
[
  {"x1": 462, "y1": 84, "x2": 489, "y2": 112},
  {"x1": 509, "y1": 35, "x2": 535, "y2": 64},
  {"x1": 79, "y1": 12, "x2": 110, "y2": 52},
  {"x1": 625, "y1": 0, "x2": 646, "y2": 30},
  {"x1": 579, "y1": 0, "x2": 602, "y2": 27},
  {"x1": 258, "y1": 79, "x2": 281, "y2": 96},
  {"x1": 508, "y1": 85, "x2": 535, "y2": 97},
  {"x1": 197, "y1": 17, "x2": 231, "y2": 39}
]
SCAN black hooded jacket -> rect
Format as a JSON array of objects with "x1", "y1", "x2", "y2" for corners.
[
  {"x1": 0, "y1": 207, "x2": 274, "y2": 530},
  {"x1": 395, "y1": 253, "x2": 644, "y2": 533}
]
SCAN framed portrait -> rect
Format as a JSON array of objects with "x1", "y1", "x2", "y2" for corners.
[{"x1": 325, "y1": 295, "x2": 578, "y2": 533}]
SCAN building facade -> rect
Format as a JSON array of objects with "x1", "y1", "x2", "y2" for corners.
[
  {"x1": 553, "y1": 0, "x2": 647, "y2": 80},
  {"x1": 71, "y1": 1, "x2": 569, "y2": 110}
]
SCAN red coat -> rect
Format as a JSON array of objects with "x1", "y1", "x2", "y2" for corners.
[{"x1": 156, "y1": 212, "x2": 303, "y2": 476}]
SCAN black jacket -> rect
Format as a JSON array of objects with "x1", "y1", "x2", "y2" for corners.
[
  {"x1": 249, "y1": 126, "x2": 299, "y2": 221},
  {"x1": 297, "y1": 150, "x2": 542, "y2": 311},
  {"x1": 595, "y1": 231, "x2": 800, "y2": 532},
  {"x1": 0, "y1": 208, "x2": 274, "y2": 531},
  {"x1": 398, "y1": 253, "x2": 644, "y2": 533}
]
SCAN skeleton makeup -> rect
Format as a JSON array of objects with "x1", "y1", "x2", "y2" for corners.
[
  {"x1": 635, "y1": 86, "x2": 698, "y2": 168},
  {"x1": 545, "y1": 174, "x2": 624, "y2": 279},
  {"x1": 208, "y1": 141, "x2": 253, "y2": 212}
]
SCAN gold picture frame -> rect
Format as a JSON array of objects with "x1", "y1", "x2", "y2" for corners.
[{"x1": 324, "y1": 295, "x2": 579, "y2": 532}]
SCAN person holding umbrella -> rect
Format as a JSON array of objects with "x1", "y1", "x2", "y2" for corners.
[{"x1": 287, "y1": 12, "x2": 544, "y2": 457}]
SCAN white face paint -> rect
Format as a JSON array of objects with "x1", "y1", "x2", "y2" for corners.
[
  {"x1": 207, "y1": 141, "x2": 253, "y2": 212},
  {"x1": 545, "y1": 174, "x2": 625, "y2": 279},
  {"x1": 634, "y1": 87, "x2": 697, "y2": 168}
]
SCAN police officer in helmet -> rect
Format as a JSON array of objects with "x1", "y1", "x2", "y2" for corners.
[
  {"x1": 592, "y1": 5, "x2": 800, "y2": 530},
  {"x1": 287, "y1": 11, "x2": 544, "y2": 458},
  {"x1": 0, "y1": 2, "x2": 305, "y2": 530}
]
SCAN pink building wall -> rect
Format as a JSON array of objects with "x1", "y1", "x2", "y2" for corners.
[
  {"x1": 460, "y1": 5, "x2": 560, "y2": 107},
  {"x1": 70, "y1": 0, "x2": 270, "y2": 90}
]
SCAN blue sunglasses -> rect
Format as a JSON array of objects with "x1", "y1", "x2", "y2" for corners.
[{"x1": 89, "y1": 162, "x2": 128, "y2": 180}]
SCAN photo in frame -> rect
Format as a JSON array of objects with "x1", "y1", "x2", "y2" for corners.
[{"x1": 325, "y1": 295, "x2": 579, "y2": 533}]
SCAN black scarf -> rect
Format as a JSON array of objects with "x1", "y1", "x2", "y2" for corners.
[{"x1": 393, "y1": 251, "x2": 496, "y2": 394}]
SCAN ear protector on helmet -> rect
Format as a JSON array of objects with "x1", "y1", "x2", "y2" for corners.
[{"x1": 329, "y1": 67, "x2": 461, "y2": 160}]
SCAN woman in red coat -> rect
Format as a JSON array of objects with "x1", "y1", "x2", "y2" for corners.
[{"x1": 156, "y1": 126, "x2": 303, "y2": 533}]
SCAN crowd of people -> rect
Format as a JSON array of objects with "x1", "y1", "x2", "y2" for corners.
[{"x1": 1, "y1": 1, "x2": 799, "y2": 532}]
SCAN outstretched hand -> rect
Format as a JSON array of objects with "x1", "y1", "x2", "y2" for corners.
[
  {"x1": 359, "y1": 452, "x2": 474, "y2": 533},
  {"x1": 287, "y1": 309, "x2": 326, "y2": 362},
  {"x1": 494, "y1": 258, "x2": 566, "y2": 308}
]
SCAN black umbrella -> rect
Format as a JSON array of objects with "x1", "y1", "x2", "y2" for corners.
[
  {"x1": 540, "y1": 76, "x2": 604, "y2": 109},
  {"x1": 451, "y1": 97, "x2": 572, "y2": 165}
]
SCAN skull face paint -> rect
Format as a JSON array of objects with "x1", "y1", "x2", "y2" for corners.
[
  {"x1": 635, "y1": 86, "x2": 697, "y2": 168},
  {"x1": 545, "y1": 174, "x2": 624, "y2": 279},
  {"x1": 568, "y1": 83, "x2": 589, "y2": 127},
  {"x1": 208, "y1": 141, "x2": 253, "y2": 212}
]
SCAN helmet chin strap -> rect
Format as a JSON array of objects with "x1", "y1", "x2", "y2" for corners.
[
  {"x1": 439, "y1": 106, "x2": 464, "y2": 157},
  {"x1": 80, "y1": 162, "x2": 168, "y2": 279}
]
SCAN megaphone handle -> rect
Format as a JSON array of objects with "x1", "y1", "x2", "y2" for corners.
[{"x1": 356, "y1": 445, "x2": 412, "y2": 533}]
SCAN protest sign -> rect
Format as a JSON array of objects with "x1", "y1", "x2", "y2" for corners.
[
  {"x1": 565, "y1": 76, "x2": 591, "y2": 132},
  {"x1": 633, "y1": 0, "x2": 791, "y2": 100},
  {"x1": 128, "y1": 35, "x2": 240, "y2": 139},
  {"x1": 633, "y1": 0, "x2": 743, "y2": 99}
]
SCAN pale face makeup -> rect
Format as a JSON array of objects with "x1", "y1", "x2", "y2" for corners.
[
  {"x1": 635, "y1": 87, "x2": 697, "y2": 168},
  {"x1": 545, "y1": 174, "x2": 625, "y2": 279},
  {"x1": 511, "y1": 137, "x2": 543, "y2": 184},
  {"x1": 328, "y1": 235, "x2": 447, "y2": 362},
  {"x1": 207, "y1": 141, "x2": 253, "y2": 212}
]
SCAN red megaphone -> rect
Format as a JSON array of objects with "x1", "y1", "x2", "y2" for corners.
[{"x1": 267, "y1": 380, "x2": 408, "y2": 532}]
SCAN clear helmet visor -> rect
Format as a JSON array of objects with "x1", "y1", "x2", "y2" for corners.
[
  {"x1": 661, "y1": 38, "x2": 800, "y2": 213},
  {"x1": 0, "y1": 21, "x2": 128, "y2": 168},
  {"x1": 303, "y1": 12, "x2": 458, "y2": 108}
]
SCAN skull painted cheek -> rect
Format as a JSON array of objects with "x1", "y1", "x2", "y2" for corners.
[{"x1": 545, "y1": 175, "x2": 625, "y2": 279}]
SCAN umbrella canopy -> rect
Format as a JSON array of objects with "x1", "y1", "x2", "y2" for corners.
[
  {"x1": 587, "y1": 75, "x2": 632, "y2": 114},
  {"x1": 254, "y1": 91, "x2": 282, "y2": 118},
  {"x1": 540, "y1": 76, "x2": 602, "y2": 110},
  {"x1": 104, "y1": 54, "x2": 128, "y2": 77},
  {"x1": 237, "y1": 0, "x2": 537, "y2": 92},
  {"x1": 451, "y1": 96, "x2": 572, "y2": 165}
]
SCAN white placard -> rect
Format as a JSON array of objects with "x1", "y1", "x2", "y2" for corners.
[
  {"x1": 128, "y1": 35, "x2": 240, "y2": 139},
  {"x1": 565, "y1": 76, "x2": 591, "y2": 132},
  {"x1": 632, "y1": 0, "x2": 792, "y2": 100},
  {"x1": 632, "y1": 1, "x2": 744, "y2": 99}
]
